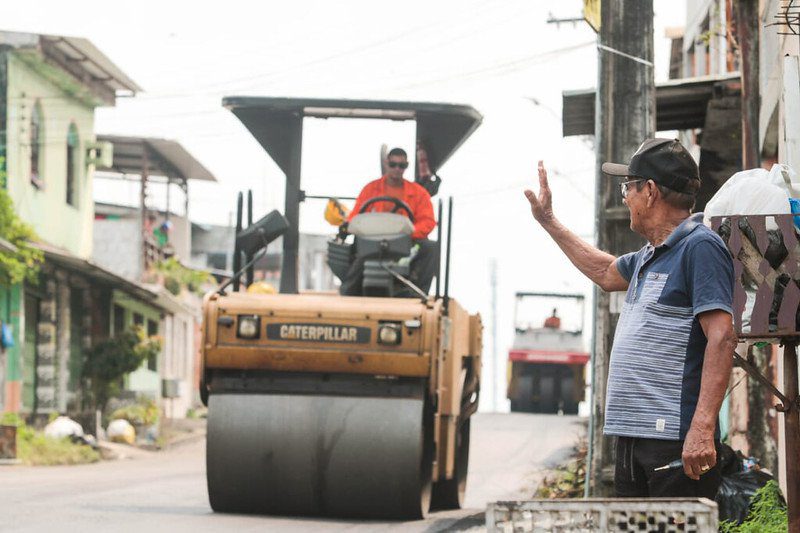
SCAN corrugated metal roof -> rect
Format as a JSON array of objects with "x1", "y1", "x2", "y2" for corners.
[
  {"x1": 561, "y1": 72, "x2": 741, "y2": 136},
  {"x1": 0, "y1": 30, "x2": 140, "y2": 100},
  {"x1": 96, "y1": 135, "x2": 217, "y2": 182}
]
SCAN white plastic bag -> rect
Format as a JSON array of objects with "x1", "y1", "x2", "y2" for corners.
[
  {"x1": 704, "y1": 167, "x2": 789, "y2": 229},
  {"x1": 768, "y1": 163, "x2": 800, "y2": 194},
  {"x1": 43, "y1": 416, "x2": 84, "y2": 439}
]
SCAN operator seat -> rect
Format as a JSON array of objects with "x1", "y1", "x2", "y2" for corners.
[{"x1": 327, "y1": 212, "x2": 415, "y2": 297}]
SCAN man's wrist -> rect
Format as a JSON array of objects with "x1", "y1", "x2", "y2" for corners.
[
  {"x1": 688, "y1": 416, "x2": 716, "y2": 436},
  {"x1": 539, "y1": 217, "x2": 560, "y2": 234}
]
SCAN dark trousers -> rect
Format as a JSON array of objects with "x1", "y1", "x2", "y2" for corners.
[
  {"x1": 340, "y1": 239, "x2": 438, "y2": 296},
  {"x1": 614, "y1": 436, "x2": 722, "y2": 499}
]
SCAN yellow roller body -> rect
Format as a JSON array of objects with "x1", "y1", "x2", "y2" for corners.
[{"x1": 201, "y1": 291, "x2": 482, "y2": 518}]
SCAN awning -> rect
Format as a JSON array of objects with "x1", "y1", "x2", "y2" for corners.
[
  {"x1": 32, "y1": 242, "x2": 165, "y2": 310},
  {"x1": 562, "y1": 72, "x2": 741, "y2": 136},
  {"x1": 0, "y1": 30, "x2": 140, "y2": 105},
  {"x1": 96, "y1": 135, "x2": 217, "y2": 183}
]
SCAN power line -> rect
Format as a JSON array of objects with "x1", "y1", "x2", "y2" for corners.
[
  {"x1": 128, "y1": 0, "x2": 506, "y2": 99},
  {"x1": 385, "y1": 40, "x2": 594, "y2": 92}
]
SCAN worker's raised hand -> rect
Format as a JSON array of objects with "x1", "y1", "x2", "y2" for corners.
[{"x1": 524, "y1": 160, "x2": 555, "y2": 226}]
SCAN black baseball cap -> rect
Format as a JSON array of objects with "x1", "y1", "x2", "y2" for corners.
[{"x1": 602, "y1": 138, "x2": 700, "y2": 194}]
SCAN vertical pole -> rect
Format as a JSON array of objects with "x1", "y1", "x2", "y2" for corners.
[
  {"x1": 783, "y1": 341, "x2": 800, "y2": 533},
  {"x1": 0, "y1": 48, "x2": 8, "y2": 191},
  {"x1": 165, "y1": 179, "x2": 171, "y2": 223},
  {"x1": 590, "y1": 0, "x2": 655, "y2": 496},
  {"x1": 435, "y1": 200, "x2": 443, "y2": 299},
  {"x1": 140, "y1": 143, "x2": 149, "y2": 277},
  {"x1": 233, "y1": 192, "x2": 243, "y2": 292},
  {"x1": 246, "y1": 190, "x2": 254, "y2": 287},
  {"x1": 280, "y1": 116, "x2": 304, "y2": 295},
  {"x1": 443, "y1": 197, "x2": 453, "y2": 315},
  {"x1": 490, "y1": 258, "x2": 498, "y2": 412},
  {"x1": 736, "y1": 0, "x2": 760, "y2": 169}
]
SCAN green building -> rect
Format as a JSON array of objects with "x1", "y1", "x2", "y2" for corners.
[{"x1": 0, "y1": 30, "x2": 167, "y2": 417}]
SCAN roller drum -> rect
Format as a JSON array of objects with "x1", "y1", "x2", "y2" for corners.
[{"x1": 207, "y1": 390, "x2": 432, "y2": 519}]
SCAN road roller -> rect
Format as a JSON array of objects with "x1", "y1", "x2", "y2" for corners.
[{"x1": 200, "y1": 98, "x2": 483, "y2": 519}]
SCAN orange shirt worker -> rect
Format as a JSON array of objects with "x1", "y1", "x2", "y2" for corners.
[{"x1": 341, "y1": 147, "x2": 439, "y2": 296}]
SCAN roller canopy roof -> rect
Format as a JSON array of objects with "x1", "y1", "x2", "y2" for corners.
[{"x1": 222, "y1": 97, "x2": 482, "y2": 176}]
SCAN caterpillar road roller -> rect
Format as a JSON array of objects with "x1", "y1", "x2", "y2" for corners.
[
  {"x1": 200, "y1": 98, "x2": 483, "y2": 519},
  {"x1": 507, "y1": 292, "x2": 588, "y2": 415}
]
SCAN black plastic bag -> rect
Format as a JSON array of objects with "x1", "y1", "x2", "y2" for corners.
[{"x1": 715, "y1": 469, "x2": 776, "y2": 524}]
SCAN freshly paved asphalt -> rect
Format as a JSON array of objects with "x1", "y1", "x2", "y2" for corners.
[{"x1": 2, "y1": 413, "x2": 584, "y2": 532}]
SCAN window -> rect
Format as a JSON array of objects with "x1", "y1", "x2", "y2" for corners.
[
  {"x1": 146, "y1": 319, "x2": 158, "y2": 371},
  {"x1": 133, "y1": 313, "x2": 144, "y2": 326},
  {"x1": 113, "y1": 304, "x2": 125, "y2": 336},
  {"x1": 30, "y1": 102, "x2": 44, "y2": 188},
  {"x1": 66, "y1": 123, "x2": 79, "y2": 207}
]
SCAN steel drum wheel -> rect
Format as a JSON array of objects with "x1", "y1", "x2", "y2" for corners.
[{"x1": 207, "y1": 389, "x2": 435, "y2": 519}]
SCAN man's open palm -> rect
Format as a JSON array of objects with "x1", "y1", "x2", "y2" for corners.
[{"x1": 524, "y1": 160, "x2": 554, "y2": 225}]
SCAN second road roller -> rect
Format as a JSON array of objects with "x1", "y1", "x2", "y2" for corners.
[{"x1": 200, "y1": 98, "x2": 483, "y2": 519}]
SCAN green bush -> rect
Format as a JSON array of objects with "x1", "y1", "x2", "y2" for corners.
[
  {"x1": 81, "y1": 327, "x2": 162, "y2": 414},
  {"x1": 19, "y1": 432, "x2": 100, "y2": 466},
  {"x1": 155, "y1": 258, "x2": 212, "y2": 296},
  {"x1": 720, "y1": 480, "x2": 788, "y2": 533},
  {"x1": 0, "y1": 414, "x2": 100, "y2": 466},
  {"x1": 111, "y1": 399, "x2": 160, "y2": 426}
]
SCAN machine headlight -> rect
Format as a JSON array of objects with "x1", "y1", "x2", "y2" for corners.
[
  {"x1": 378, "y1": 323, "x2": 401, "y2": 345},
  {"x1": 237, "y1": 315, "x2": 261, "y2": 339}
]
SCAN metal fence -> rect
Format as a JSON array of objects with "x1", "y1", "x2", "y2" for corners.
[
  {"x1": 710, "y1": 213, "x2": 800, "y2": 339},
  {"x1": 486, "y1": 498, "x2": 719, "y2": 532}
]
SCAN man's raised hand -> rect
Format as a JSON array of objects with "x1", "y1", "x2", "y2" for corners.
[{"x1": 524, "y1": 160, "x2": 555, "y2": 226}]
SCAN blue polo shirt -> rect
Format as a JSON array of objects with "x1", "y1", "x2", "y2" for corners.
[{"x1": 604, "y1": 212, "x2": 734, "y2": 441}]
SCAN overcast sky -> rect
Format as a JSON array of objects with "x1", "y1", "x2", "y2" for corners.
[{"x1": 7, "y1": 0, "x2": 686, "y2": 410}]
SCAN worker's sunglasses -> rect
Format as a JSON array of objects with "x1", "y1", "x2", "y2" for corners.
[
  {"x1": 620, "y1": 178, "x2": 646, "y2": 199},
  {"x1": 388, "y1": 161, "x2": 409, "y2": 169}
]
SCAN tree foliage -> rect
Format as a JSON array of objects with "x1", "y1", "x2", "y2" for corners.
[
  {"x1": 0, "y1": 185, "x2": 44, "y2": 285},
  {"x1": 720, "y1": 480, "x2": 788, "y2": 533},
  {"x1": 154, "y1": 257, "x2": 212, "y2": 295},
  {"x1": 81, "y1": 327, "x2": 161, "y2": 413}
]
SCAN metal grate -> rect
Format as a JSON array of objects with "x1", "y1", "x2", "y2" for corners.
[
  {"x1": 486, "y1": 498, "x2": 719, "y2": 532},
  {"x1": 710, "y1": 214, "x2": 800, "y2": 339}
]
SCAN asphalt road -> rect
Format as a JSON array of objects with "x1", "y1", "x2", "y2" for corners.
[{"x1": 2, "y1": 413, "x2": 584, "y2": 533}]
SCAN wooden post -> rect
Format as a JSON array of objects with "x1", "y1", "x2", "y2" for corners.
[
  {"x1": 735, "y1": 0, "x2": 760, "y2": 169},
  {"x1": 589, "y1": 0, "x2": 655, "y2": 496},
  {"x1": 783, "y1": 341, "x2": 800, "y2": 533},
  {"x1": 140, "y1": 142, "x2": 149, "y2": 277}
]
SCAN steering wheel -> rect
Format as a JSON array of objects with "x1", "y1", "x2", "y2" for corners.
[{"x1": 358, "y1": 195, "x2": 415, "y2": 223}]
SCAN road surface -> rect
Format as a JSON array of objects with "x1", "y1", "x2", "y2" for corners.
[{"x1": 2, "y1": 413, "x2": 584, "y2": 532}]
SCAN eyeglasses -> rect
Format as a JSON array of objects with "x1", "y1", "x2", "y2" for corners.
[
  {"x1": 388, "y1": 161, "x2": 409, "y2": 169},
  {"x1": 620, "y1": 179, "x2": 646, "y2": 199}
]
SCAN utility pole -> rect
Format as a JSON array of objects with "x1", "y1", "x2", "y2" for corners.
[
  {"x1": 736, "y1": 0, "x2": 760, "y2": 169},
  {"x1": 490, "y1": 258, "x2": 498, "y2": 411},
  {"x1": 588, "y1": 0, "x2": 655, "y2": 496}
]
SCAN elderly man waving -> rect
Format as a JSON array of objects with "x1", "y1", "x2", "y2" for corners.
[{"x1": 525, "y1": 138, "x2": 738, "y2": 498}]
